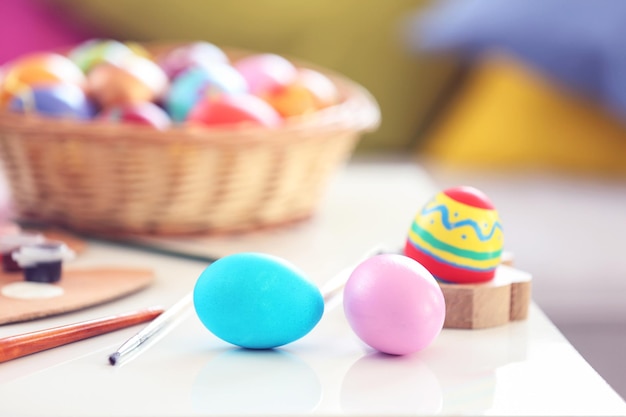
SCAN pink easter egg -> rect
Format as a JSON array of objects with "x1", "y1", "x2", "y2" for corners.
[
  {"x1": 343, "y1": 254, "x2": 445, "y2": 355},
  {"x1": 158, "y1": 42, "x2": 229, "y2": 79},
  {"x1": 234, "y1": 53, "x2": 297, "y2": 96}
]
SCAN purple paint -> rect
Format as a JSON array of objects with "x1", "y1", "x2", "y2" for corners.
[{"x1": 12, "y1": 240, "x2": 75, "y2": 283}]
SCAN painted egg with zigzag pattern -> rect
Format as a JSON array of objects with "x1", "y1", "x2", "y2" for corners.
[{"x1": 404, "y1": 186, "x2": 503, "y2": 284}]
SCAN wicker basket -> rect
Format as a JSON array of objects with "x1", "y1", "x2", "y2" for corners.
[{"x1": 0, "y1": 50, "x2": 379, "y2": 235}]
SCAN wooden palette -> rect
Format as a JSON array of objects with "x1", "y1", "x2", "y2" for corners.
[
  {"x1": 439, "y1": 264, "x2": 532, "y2": 329},
  {"x1": 0, "y1": 268, "x2": 155, "y2": 325}
]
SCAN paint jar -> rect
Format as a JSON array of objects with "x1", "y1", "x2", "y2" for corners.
[
  {"x1": 0, "y1": 232, "x2": 46, "y2": 272},
  {"x1": 11, "y1": 241, "x2": 75, "y2": 283}
]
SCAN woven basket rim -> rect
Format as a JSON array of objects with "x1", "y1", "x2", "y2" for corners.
[
  {"x1": 0, "y1": 44, "x2": 381, "y2": 146},
  {"x1": 0, "y1": 43, "x2": 380, "y2": 235}
]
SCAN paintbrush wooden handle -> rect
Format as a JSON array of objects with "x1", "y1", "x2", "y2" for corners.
[{"x1": 0, "y1": 307, "x2": 164, "y2": 363}]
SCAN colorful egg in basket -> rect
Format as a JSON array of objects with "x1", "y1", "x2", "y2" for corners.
[{"x1": 0, "y1": 41, "x2": 380, "y2": 235}]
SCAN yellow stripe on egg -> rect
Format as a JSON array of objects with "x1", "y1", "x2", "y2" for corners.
[{"x1": 414, "y1": 193, "x2": 503, "y2": 250}]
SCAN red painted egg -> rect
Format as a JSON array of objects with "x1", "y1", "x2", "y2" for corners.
[{"x1": 188, "y1": 94, "x2": 282, "y2": 127}]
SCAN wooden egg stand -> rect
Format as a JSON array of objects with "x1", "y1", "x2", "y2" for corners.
[{"x1": 438, "y1": 252, "x2": 532, "y2": 329}]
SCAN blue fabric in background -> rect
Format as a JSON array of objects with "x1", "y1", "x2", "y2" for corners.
[{"x1": 405, "y1": 0, "x2": 626, "y2": 118}]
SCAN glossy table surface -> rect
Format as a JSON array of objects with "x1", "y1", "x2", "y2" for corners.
[{"x1": 0, "y1": 158, "x2": 625, "y2": 416}]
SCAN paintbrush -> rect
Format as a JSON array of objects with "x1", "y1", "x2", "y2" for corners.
[
  {"x1": 0, "y1": 307, "x2": 164, "y2": 363},
  {"x1": 108, "y1": 293, "x2": 193, "y2": 365}
]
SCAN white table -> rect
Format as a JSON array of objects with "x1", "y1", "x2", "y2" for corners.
[{"x1": 0, "y1": 157, "x2": 624, "y2": 416}]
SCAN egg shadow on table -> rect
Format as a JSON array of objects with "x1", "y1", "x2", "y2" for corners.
[
  {"x1": 340, "y1": 352, "x2": 443, "y2": 415},
  {"x1": 191, "y1": 348, "x2": 321, "y2": 415}
]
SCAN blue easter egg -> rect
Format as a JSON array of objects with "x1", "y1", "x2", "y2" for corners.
[
  {"x1": 193, "y1": 252, "x2": 324, "y2": 349},
  {"x1": 165, "y1": 63, "x2": 248, "y2": 122},
  {"x1": 9, "y1": 83, "x2": 96, "y2": 119}
]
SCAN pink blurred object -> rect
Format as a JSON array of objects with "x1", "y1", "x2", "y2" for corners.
[
  {"x1": 0, "y1": 170, "x2": 15, "y2": 226},
  {"x1": 234, "y1": 54, "x2": 297, "y2": 96},
  {"x1": 0, "y1": 222, "x2": 20, "y2": 237},
  {"x1": 0, "y1": 0, "x2": 94, "y2": 230},
  {"x1": 158, "y1": 42, "x2": 230, "y2": 80},
  {"x1": 98, "y1": 102, "x2": 172, "y2": 130},
  {"x1": 0, "y1": 0, "x2": 94, "y2": 65},
  {"x1": 343, "y1": 254, "x2": 446, "y2": 355}
]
